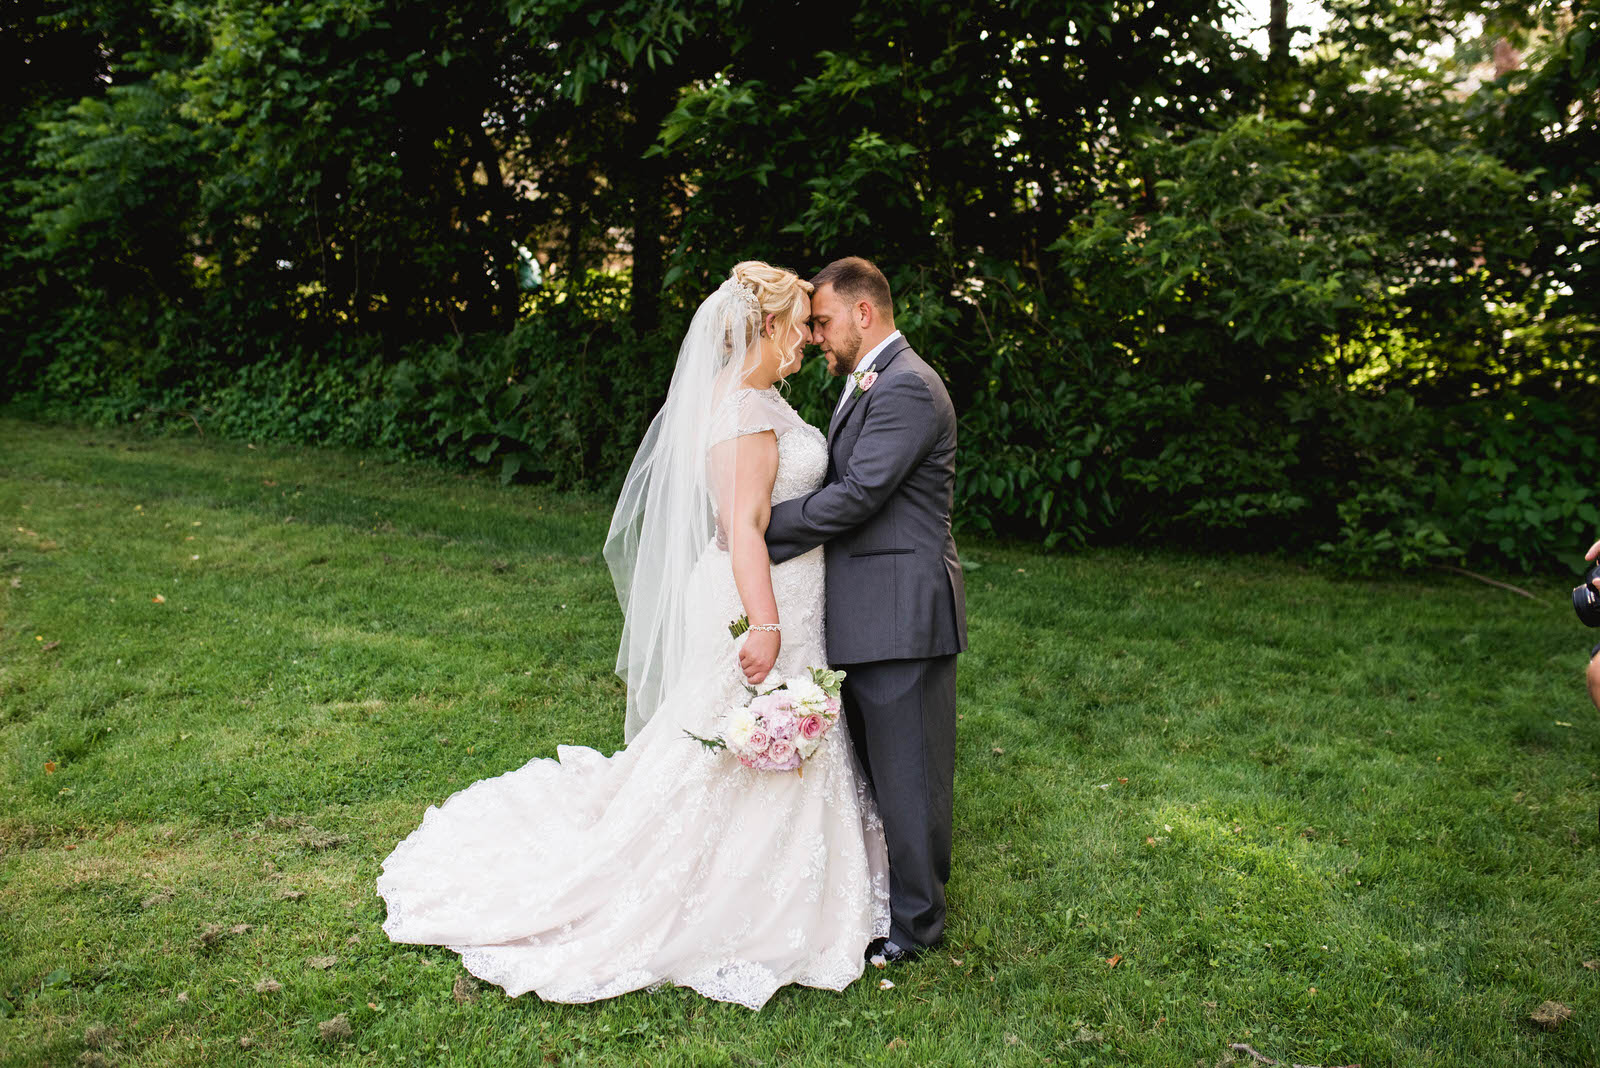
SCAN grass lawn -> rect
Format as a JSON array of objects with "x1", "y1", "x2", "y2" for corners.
[{"x1": 3, "y1": 415, "x2": 1599, "y2": 1067}]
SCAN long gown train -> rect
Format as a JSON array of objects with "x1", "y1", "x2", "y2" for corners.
[{"x1": 377, "y1": 412, "x2": 890, "y2": 1010}]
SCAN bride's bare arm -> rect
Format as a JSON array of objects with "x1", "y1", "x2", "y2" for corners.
[{"x1": 715, "y1": 430, "x2": 782, "y2": 683}]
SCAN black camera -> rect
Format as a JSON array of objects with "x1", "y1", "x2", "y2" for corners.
[{"x1": 1574, "y1": 562, "x2": 1600, "y2": 626}]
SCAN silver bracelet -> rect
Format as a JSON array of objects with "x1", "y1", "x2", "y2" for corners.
[{"x1": 746, "y1": 623, "x2": 781, "y2": 633}]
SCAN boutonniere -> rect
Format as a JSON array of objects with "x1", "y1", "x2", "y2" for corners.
[{"x1": 850, "y1": 370, "x2": 879, "y2": 396}]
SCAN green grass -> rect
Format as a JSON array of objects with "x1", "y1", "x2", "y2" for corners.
[{"x1": 2, "y1": 415, "x2": 1599, "y2": 1067}]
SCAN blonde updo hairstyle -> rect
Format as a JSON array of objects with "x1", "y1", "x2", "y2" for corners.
[{"x1": 729, "y1": 260, "x2": 813, "y2": 375}]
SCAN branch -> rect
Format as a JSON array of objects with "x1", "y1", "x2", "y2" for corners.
[
  {"x1": 1434, "y1": 564, "x2": 1543, "y2": 602},
  {"x1": 1227, "y1": 1043, "x2": 1360, "y2": 1068},
  {"x1": 143, "y1": 406, "x2": 204, "y2": 439}
]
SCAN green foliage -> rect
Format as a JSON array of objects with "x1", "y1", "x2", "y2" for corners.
[
  {"x1": 15, "y1": 284, "x2": 658, "y2": 492},
  {"x1": 385, "y1": 310, "x2": 657, "y2": 487},
  {"x1": 1303, "y1": 391, "x2": 1600, "y2": 575},
  {"x1": 1434, "y1": 396, "x2": 1600, "y2": 568},
  {"x1": 1054, "y1": 115, "x2": 1583, "y2": 395},
  {"x1": 3, "y1": 0, "x2": 1598, "y2": 574}
]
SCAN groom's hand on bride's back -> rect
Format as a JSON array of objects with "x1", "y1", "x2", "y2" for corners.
[{"x1": 739, "y1": 631, "x2": 780, "y2": 684}]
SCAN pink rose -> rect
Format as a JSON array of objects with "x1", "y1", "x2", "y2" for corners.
[
  {"x1": 798, "y1": 713, "x2": 825, "y2": 740},
  {"x1": 747, "y1": 729, "x2": 770, "y2": 751},
  {"x1": 768, "y1": 739, "x2": 794, "y2": 763},
  {"x1": 859, "y1": 371, "x2": 879, "y2": 391}
]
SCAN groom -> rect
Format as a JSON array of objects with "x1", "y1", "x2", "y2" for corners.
[{"x1": 762, "y1": 256, "x2": 968, "y2": 962}]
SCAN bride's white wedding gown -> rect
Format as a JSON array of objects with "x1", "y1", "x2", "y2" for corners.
[{"x1": 377, "y1": 390, "x2": 890, "y2": 1010}]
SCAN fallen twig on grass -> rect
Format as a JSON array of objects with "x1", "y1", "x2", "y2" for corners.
[
  {"x1": 142, "y1": 406, "x2": 205, "y2": 438},
  {"x1": 1230, "y1": 1046, "x2": 1275, "y2": 1066},
  {"x1": 1434, "y1": 564, "x2": 1541, "y2": 602},
  {"x1": 1227, "y1": 1042, "x2": 1360, "y2": 1068}
]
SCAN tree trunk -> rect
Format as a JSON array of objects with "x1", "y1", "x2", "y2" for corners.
[
  {"x1": 625, "y1": 83, "x2": 675, "y2": 336},
  {"x1": 563, "y1": 164, "x2": 586, "y2": 287},
  {"x1": 466, "y1": 121, "x2": 520, "y2": 330},
  {"x1": 1268, "y1": 0, "x2": 1291, "y2": 73},
  {"x1": 629, "y1": 161, "x2": 665, "y2": 335}
]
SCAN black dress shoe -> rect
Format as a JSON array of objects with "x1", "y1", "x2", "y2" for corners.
[{"x1": 867, "y1": 938, "x2": 921, "y2": 966}]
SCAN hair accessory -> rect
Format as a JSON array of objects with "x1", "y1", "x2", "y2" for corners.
[{"x1": 718, "y1": 276, "x2": 761, "y2": 319}]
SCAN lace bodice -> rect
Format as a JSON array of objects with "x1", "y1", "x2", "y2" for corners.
[
  {"x1": 708, "y1": 387, "x2": 826, "y2": 505},
  {"x1": 772, "y1": 419, "x2": 828, "y2": 504}
]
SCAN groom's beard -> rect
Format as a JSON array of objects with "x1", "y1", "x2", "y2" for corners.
[{"x1": 827, "y1": 325, "x2": 864, "y2": 376}]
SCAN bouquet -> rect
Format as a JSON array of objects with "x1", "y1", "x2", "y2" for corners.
[{"x1": 688, "y1": 661, "x2": 847, "y2": 773}]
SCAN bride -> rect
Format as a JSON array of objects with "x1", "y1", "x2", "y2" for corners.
[{"x1": 377, "y1": 262, "x2": 890, "y2": 1010}]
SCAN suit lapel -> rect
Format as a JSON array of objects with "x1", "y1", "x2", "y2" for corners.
[
  {"x1": 826, "y1": 387, "x2": 856, "y2": 441},
  {"x1": 827, "y1": 338, "x2": 911, "y2": 443}
]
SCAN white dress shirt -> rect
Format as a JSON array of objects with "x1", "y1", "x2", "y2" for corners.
[{"x1": 834, "y1": 330, "x2": 903, "y2": 416}]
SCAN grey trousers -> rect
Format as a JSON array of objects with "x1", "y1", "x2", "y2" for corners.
[{"x1": 840, "y1": 653, "x2": 958, "y2": 950}]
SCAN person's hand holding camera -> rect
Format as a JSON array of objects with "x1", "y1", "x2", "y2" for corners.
[
  {"x1": 1574, "y1": 542, "x2": 1600, "y2": 623},
  {"x1": 1582, "y1": 541, "x2": 1600, "y2": 714}
]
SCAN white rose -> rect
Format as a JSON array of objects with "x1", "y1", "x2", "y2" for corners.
[
  {"x1": 724, "y1": 708, "x2": 758, "y2": 750},
  {"x1": 786, "y1": 677, "x2": 827, "y2": 713}
]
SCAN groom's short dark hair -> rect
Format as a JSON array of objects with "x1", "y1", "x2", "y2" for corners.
[{"x1": 811, "y1": 257, "x2": 893, "y2": 318}]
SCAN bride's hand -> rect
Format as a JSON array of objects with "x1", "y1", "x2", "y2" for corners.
[{"x1": 739, "y1": 630, "x2": 781, "y2": 684}]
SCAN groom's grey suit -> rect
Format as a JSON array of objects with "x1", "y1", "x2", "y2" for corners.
[{"x1": 765, "y1": 336, "x2": 967, "y2": 950}]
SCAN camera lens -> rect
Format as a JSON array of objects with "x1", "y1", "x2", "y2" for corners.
[{"x1": 1575, "y1": 571, "x2": 1600, "y2": 627}]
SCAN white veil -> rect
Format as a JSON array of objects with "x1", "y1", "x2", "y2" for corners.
[{"x1": 603, "y1": 277, "x2": 765, "y2": 741}]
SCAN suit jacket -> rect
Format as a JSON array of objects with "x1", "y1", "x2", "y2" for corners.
[{"x1": 766, "y1": 337, "x2": 968, "y2": 665}]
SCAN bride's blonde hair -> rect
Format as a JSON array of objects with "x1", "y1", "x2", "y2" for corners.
[{"x1": 730, "y1": 261, "x2": 813, "y2": 364}]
